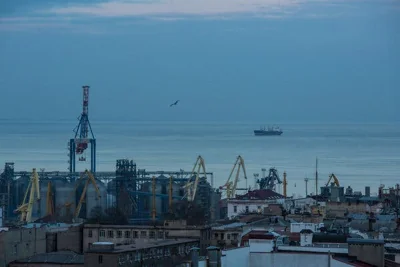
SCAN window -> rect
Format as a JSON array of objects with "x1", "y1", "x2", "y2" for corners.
[
  {"x1": 158, "y1": 231, "x2": 164, "y2": 239},
  {"x1": 99, "y1": 230, "x2": 105, "y2": 237},
  {"x1": 98, "y1": 255, "x2": 103, "y2": 264},
  {"x1": 245, "y1": 206, "x2": 249, "y2": 213},
  {"x1": 214, "y1": 233, "x2": 218, "y2": 239},
  {"x1": 149, "y1": 231, "x2": 155, "y2": 239},
  {"x1": 221, "y1": 233, "x2": 225, "y2": 240},
  {"x1": 88, "y1": 230, "x2": 93, "y2": 238},
  {"x1": 117, "y1": 230, "x2": 122, "y2": 238},
  {"x1": 133, "y1": 231, "x2": 138, "y2": 238},
  {"x1": 107, "y1": 230, "x2": 114, "y2": 238},
  {"x1": 234, "y1": 206, "x2": 237, "y2": 213},
  {"x1": 227, "y1": 234, "x2": 231, "y2": 240},
  {"x1": 140, "y1": 231, "x2": 147, "y2": 238},
  {"x1": 125, "y1": 231, "x2": 131, "y2": 238}
]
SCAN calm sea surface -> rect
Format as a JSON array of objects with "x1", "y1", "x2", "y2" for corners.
[{"x1": 1, "y1": 120, "x2": 399, "y2": 197}]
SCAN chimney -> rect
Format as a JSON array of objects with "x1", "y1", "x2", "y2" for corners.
[
  {"x1": 365, "y1": 186, "x2": 370, "y2": 197},
  {"x1": 206, "y1": 246, "x2": 221, "y2": 267},
  {"x1": 190, "y1": 247, "x2": 200, "y2": 267}
]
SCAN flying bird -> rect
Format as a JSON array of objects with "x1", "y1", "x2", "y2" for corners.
[{"x1": 170, "y1": 100, "x2": 180, "y2": 107}]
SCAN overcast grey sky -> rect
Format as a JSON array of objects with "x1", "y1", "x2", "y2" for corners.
[{"x1": 0, "y1": 0, "x2": 399, "y2": 122}]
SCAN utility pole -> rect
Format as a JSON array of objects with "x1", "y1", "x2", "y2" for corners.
[
  {"x1": 304, "y1": 178, "x2": 309, "y2": 196},
  {"x1": 315, "y1": 158, "x2": 319, "y2": 196}
]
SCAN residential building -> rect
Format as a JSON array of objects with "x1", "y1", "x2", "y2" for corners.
[
  {"x1": 84, "y1": 238, "x2": 199, "y2": 267},
  {"x1": 8, "y1": 251, "x2": 84, "y2": 267},
  {"x1": 83, "y1": 220, "x2": 211, "y2": 254},
  {"x1": 224, "y1": 190, "x2": 285, "y2": 219}
]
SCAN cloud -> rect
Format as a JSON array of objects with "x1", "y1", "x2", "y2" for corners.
[{"x1": 46, "y1": 0, "x2": 303, "y2": 17}]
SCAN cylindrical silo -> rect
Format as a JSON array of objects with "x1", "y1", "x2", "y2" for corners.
[
  {"x1": 54, "y1": 179, "x2": 76, "y2": 218},
  {"x1": 86, "y1": 179, "x2": 107, "y2": 219}
]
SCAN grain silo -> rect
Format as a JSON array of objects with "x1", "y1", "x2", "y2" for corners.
[{"x1": 85, "y1": 179, "x2": 108, "y2": 219}]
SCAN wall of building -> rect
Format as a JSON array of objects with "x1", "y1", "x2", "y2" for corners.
[
  {"x1": 227, "y1": 202, "x2": 266, "y2": 219},
  {"x1": 10, "y1": 263, "x2": 82, "y2": 267},
  {"x1": 83, "y1": 224, "x2": 211, "y2": 255},
  {"x1": 221, "y1": 247, "x2": 249, "y2": 267},
  {"x1": 56, "y1": 225, "x2": 83, "y2": 253},
  {"x1": 0, "y1": 227, "x2": 47, "y2": 267},
  {"x1": 211, "y1": 229, "x2": 241, "y2": 248},
  {"x1": 249, "y1": 253, "x2": 352, "y2": 267},
  {"x1": 326, "y1": 202, "x2": 379, "y2": 218},
  {"x1": 348, "y1": 243, "x2": 385, "y2": 267}
]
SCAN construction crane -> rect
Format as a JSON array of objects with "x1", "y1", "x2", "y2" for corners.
[
  {"x1": 182, "y1": 156, "x2": 206, "y2": 201},
  {"x1": 68, "y1": 85, "x2": 96, "y2": 173},
  {"x1": 46, "y1": 181, "x2": 54, "y2": 217},
  {"x1": 14, "y1": 168, "x2": 40, "y2": 223},
  {"x1": 326, "y1": 173, "x2": 340, "y2": 187},
  {"x1": 64, "y1": 169, "x2": 101, "y2": 219},
  {"x1": 257, "y1": 167, "x2": 282, "y2": 191},
  {"x1": 219, "y1": 155, "x2": 248, "y2": 199}
]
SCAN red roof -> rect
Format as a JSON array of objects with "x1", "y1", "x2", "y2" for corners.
[{"x1": 236, "y1": 189, "x2": 284, "y2": 200}]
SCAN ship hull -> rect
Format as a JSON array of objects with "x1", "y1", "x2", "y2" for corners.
[{"x1": 254, "y1": 130, "x2": 283, "y2": 136}]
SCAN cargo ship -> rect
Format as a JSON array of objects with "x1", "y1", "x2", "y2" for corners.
[{"x1": 254, "y1": 126, "x2": 283, "y2": 136}]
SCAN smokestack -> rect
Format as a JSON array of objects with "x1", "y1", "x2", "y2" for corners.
[
  {"x1": 365, "y1": 186, "x2": 370, "y2": 197},
  {"x1": 190, "y1": 247, "x2": 200, "y2": 267},
  {"x1": 207, "y1": 246, "x2": 221, "y2": 267}
]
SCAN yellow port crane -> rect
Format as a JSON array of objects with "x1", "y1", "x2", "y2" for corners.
[
  {"x1": 182, "y1": 155, "x2": 206, "y2": 201},
  {"x1": 14, "y1": 168, "x2": 41, "y2": 223},
  {"x1": 326, "y1": 173, "x2": 340, "y2": 187},
  {"x1": 219, "y1": 155, "x2": 248, "y2": 199},
  {"x1": 64, "y1": 169, "x2": 101, "y2": 219}
]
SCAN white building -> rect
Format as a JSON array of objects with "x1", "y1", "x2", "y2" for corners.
[{"x1": 226, "y1": 189, "x2": 285, "y2": 219}]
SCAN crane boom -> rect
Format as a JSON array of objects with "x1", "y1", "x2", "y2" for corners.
[
  {"x1": 182, "y1": 156, "x2": 207, "y2": 201},
  {"x1": 14, "y1": 168, "x2": 40, "y2": 223},
  {"x1": 220, "y1": 155, "x2": 247, "y2": 199},
  {"x1": 326, "y1": 173, "x2": 340, "y2": 187}
]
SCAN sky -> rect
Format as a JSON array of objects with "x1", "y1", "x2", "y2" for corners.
[{"x1": 0, "y1": 0, "x2": 399, "y2": 123}]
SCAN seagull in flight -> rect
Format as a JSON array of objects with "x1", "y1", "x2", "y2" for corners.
[{"x1": 170, "y1": 100, "x2": 180, "y2": 107}]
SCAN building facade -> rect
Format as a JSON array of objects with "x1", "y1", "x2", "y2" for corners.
[{"x1": 83, "y1": 221, "x2": 211, "y2": 254}]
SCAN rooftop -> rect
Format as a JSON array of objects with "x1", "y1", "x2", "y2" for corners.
[
  {"x1": 84, "y1": 223, "x2": 208, "y2": 230},
  {"x1": 212, "y1": 222, "x2": 246, "y2": 230},
  {"x1": 11, "y1": 251, "x2": 84, "y2": 264},
  {"x1": 235, "y1": 189, "x2": 285, "y2": 201},
  {"x1": 88, "y1": 238, "x2": 199, "y2": 253}
]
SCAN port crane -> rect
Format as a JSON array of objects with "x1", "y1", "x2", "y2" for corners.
[
  {"x1": 68, "y1": 85, "x2": 96, "y2": 173},
  {"x1": 257, "y1": 167, "x2": 282, "y2": 192},
  {"x1": 219, "y1": 155, "x2": 248, "y2": 199},
  {"x1": 182, "y1": 155, "x2": 207, "y2": 201},
  {"x1": 14, "y1": 168, "x2": 40, "y2": 223},
  {"x1": 325, "y1": 173, "x2": 340, "y2": 187},
  {"x1": 64, "y1": 169, "x2": 101, "y2": 219}
]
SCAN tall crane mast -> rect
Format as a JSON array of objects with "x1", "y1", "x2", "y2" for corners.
[
  {"x1": 182, "y1": 155, "x2": 207, "y2": 202},
  {"x1": 68, "y1": 86, "x2": 96, "y2": 173},
  {"x1": 219, "y1": 155, "x2": 248, "y2": 199}
]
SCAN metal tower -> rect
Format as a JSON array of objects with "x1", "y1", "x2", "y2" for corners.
[{"x1": 68, "y1": 86, "x2": 96, "y2": 173}]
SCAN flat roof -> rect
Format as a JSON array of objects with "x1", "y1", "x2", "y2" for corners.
[
  {"x1": 88, "y1": 238, "x2": 199, "y2": 253},
  {"x1": 12, "y1": 251, "x2": 84, "y2": 264},
  {"x1": 84, "y1": 224, "x2": 208, "y2": 230},
  {"x1": 347, "y1": 238, "x2": 385, "y2": 245}
]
